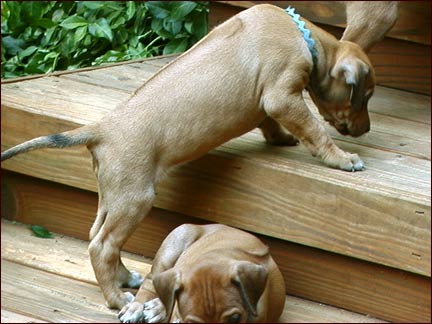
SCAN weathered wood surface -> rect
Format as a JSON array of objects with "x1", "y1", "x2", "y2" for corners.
[
  {"x1": 1, "y1": 220, "x2": 387, "y2": 323},
  {"x1": 209, "y1": 1, "x2": 432, "y2": 95},
  {"x1": 1, "y1": 56, "x2": 430, "y2": 277},
  {"x1": 2, "y1": 171, "x2": 430, "y2": 323}
]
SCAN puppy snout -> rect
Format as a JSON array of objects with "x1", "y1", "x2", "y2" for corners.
[
  {"x1": 337, "y1": 123, "x2": 350, "y2": 136},
  {"x1": 349, "y1": 122, "x2": 370, "y2": 137}
]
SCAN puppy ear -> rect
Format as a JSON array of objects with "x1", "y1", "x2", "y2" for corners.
[
  {"x1": 331, "y1": 57, "x2": 369, "y2": 110},
  {"x1": 231, "y1": 262, "x2": 268, "y2": 317},
  {"x1": 153, "y1": 269, "x2": 182, "y2": 322}
]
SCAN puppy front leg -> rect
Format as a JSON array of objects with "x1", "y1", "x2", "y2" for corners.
[
  {"x1": 264, "y1": 93, "x2": 364, "y2": 171},
  {"x1": 119, "y1": 224, "x2": 208, "y2": 323}
]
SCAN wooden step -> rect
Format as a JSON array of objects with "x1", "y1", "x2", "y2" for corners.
[
  {"x1": 1, "y1": 55, "x2": 430, "y2": 322},
  {"x1": 1, "y1": 56, "x2": 430, "y2": 277},
  {"x1": 1, "y1": 219, "x2": 387, "y2": 323},
  {"x1": 2, "y1": 171, "x2": 430, "y2": 323}
]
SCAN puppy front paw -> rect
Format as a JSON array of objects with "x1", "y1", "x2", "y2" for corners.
[
  {"x1": 324, "y1": 151, "x2": 365, "y2": 172},
  {"x1": 119, "y1": 301, "x2": 145, "y2": 323},
  {"x1": 143, "y1": 298, "x2": 167, "y2": 323}
]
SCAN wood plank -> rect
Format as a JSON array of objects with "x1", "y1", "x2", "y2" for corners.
[
  {"x1": 1, "y1": 260, "x2": 119, "y2": 323},
  {"x1": 1, "y1": 220, "x2": 389, "y2": 323},
  {"x1": 1, "y1": 64, "x2": 430, "y2": 276},
  {"x1": 1, "y1": 310, "x2": 47, "y2": 323},
  {"x1": 2, "y1": 102, "x2": 430, "y2": 275},
  {"x1": 1, "y1": 171, "x2": 208, "y2": 258},
  {"x1": 2, "y1": 175, "x2": 430, "y2": 323},
  {"x1": 0, "y1": 54, "x2": 179, "y2": 85},
  {"x1": 1, "y1": 261, "x2": 385, "y2": 324}
]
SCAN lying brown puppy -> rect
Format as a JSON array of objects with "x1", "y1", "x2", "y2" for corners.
[
  {"x1": 2, "y1": 4, "x2": 377, "y2": 309},
  {"x1": 118, "y1": 224, "x2": 286, "y2": 323}
]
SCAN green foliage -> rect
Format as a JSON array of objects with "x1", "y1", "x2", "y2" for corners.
[
  {"x1": 30, "y1": 225, "x2": 54, "y2": 239},
  {"x1": 1, "y1": 1, "x2": 208, "y2": 78}
]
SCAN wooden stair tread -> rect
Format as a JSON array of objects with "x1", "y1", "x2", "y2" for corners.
[
  {"x1": 1, "y1": 219, "x2": 387, "y2": 323},
  {"x1": 3, "y1": 171, "x2": 429, "y2": 323},
  {"x1": 1, "y1": 56, "x2": 430, "y2": 277}
]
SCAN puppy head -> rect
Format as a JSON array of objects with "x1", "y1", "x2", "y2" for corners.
[
  {"x1": 308, "y1": 41, "x2": 376, "y2": 137},
  {"x1": 153, "y1": 261, "x2": 268, "y2": 323}
]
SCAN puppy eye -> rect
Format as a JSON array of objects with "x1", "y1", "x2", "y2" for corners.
[{"x1": 227, "y1": 313, "x2": 241, "y2": 323}]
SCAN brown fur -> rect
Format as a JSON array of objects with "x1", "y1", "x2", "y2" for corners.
[
  {"x1": 118, "y1": 224, "x2": 286, "y2": 323},
  {"x1": 1, "y1": 4, "x2": 391, "y2": 310}
]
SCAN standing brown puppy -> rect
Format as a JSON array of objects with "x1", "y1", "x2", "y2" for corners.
[
  {"x1": 2, "y1": 4, "x2": 385, "y2": 309},
  {"x1": 118, "y1": 224, "x2": 286, "y2": 323}
]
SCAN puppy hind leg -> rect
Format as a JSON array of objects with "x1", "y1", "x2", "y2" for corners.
[{"x1": 89, "y1": 187, "x2": 155, "y2": 309}]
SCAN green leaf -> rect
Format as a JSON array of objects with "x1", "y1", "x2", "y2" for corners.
[
  {"x1": 30, "y1": 225, "x2": 54, "y2": 239},
  {"x1": 126, "y1": 1, "x2": 137, "y2": 21},
  {"x1": 88, "y1": 18, "x2": 113, "y2": 41},
  {"x1": 60, "y1": 15, "x2": 88, "y2": 30},
  {"x1": 52, "y1": 9, "x2": 64, "y2": 23},
  {"x1": 33, "y1": 18, "x2": 57, "y2": 29},
  {"x1": 145, "y1": 2, "x2": 170, "y2": 19},
  {"x1": 190, "y1": 12, "x2": 208, "y2": 39},
  {"x1": 163, "y1": 38, "x2": 188, "y2": 55},
  {"x1": 83, "y1": 1, "x2": 105, "y2": 10},
  {"x1": 151, "y1": 18, "x2": 163, "y2": 32},
  {"x1": 184, "y1": 21, "x2": 193, "y2": 34},
  {"x1": 74, "y1": 26, "x2": 87, "y2": 43},
  {"x1": 111, "y1": 17, "x2": 126, "y2": 30},
  {"x1": 2, "y1": 36, "x2": 26, "y2": 56},
  {"x1": 18, "y1": 46, "x2": 38, "y2": 60},
  {"x1": 171, "y1": 2, "x2": 197, "y2": 20},
  {"x1": 163, "y1": 19, "x2": 183, "y2": 37}
]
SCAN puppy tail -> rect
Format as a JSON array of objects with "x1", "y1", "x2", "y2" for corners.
[{"x1": 1, "y1": 125, "x2": 96, "y2": 162}]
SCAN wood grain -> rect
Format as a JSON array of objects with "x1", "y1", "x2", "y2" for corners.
[
  {"x1": 1, "y1": 220, "x2": 388, "y2": 323},
  {"x1": 2, "y1": 173, "x2": 430, "y2": 323},
  {"x1": 1, "y1": 58, "x2": 430, "y2": 276},
  {"x1": 1, "y1": 260, "x2": 119, "y2": 323},
  {"x1": 1, "y1": 310, "x2": 47, "y2": 323}
]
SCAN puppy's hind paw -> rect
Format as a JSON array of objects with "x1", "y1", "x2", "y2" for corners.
[
  {"x1": 124, "y1": 291, "x2": 136, "y2": 303},
  {"x1": 127, "y1": 270, "x2": 144, "y2": 288}
]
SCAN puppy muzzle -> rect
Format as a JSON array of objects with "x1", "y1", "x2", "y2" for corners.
[{"x1": 337, "y1": 122, "x2": 370, "y2": 137}]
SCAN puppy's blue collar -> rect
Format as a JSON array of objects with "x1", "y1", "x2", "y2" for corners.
[{"x1": 285, "y1": 7, "x2": 318, "y2": 64}]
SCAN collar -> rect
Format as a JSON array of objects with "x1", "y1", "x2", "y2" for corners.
[{"x1": 284, "y1": 7, "x2": 318, "y2": 64}]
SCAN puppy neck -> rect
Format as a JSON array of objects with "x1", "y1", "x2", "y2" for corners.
[{"x1": 284, "y1": 7, "x2": 318, "y2": 65}]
